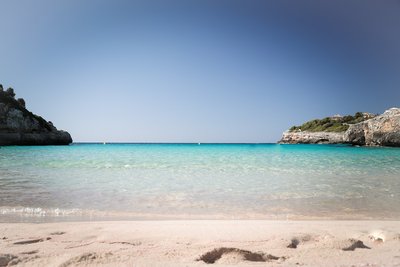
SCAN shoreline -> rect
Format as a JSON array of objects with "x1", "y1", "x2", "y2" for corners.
[
  {"x1": 3, "y1": 205, "x2": 400, "y2": 223},
  {"x1": 3, "y1": 211, "x2": 400, "y2": 223},
  {"x1": 1, "y1": 220, "x2": 400, "y2": 266}
]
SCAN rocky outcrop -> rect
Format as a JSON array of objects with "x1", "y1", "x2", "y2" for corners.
[
  {"x1": 279, "y1": 108, "x2": 400, "y2": 147},
  {"x1": 0, "y1": 87, "x2": 72, "y2": 146},
  {"x1": 279, "y1": 131, "x2": 344, "y2": 144},
  {"x1": 345, "y1": 108, "x2": 400, "y2": 147}
]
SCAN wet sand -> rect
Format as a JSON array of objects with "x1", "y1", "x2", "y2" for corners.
[{"x1": 1, "y1": 220, "x2": 400, "y2": 266}]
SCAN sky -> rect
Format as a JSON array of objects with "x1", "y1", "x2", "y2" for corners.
[{"x1": 1, "y1": 0, "x2": 399, "y2": 143}]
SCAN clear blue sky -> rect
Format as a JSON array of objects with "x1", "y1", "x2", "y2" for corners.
[{"x1": 1, "y1": 0, "x2": 399, "y2": 142}]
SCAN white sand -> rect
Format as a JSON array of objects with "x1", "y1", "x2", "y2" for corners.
[{"x1": 1, "y1": 220, "x2": 400, "y2": 266}]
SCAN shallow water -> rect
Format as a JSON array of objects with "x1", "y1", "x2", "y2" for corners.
[{"x1": 1, "y1": 143, "x2": 400, "y2": 222}]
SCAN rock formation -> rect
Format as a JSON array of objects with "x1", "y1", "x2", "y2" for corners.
[
  {"x1": 279, "y1": 108, "x2": 400, "y2": 147},
  {"x1": 279, "y1": 131, "x2": 345, "y2": 144},
  {"x1": 345, "y1": 108, "x2": 400, "y2": 147},
  {"x1": 0, "y1": 85, "x2": 72, "y2": 146}
]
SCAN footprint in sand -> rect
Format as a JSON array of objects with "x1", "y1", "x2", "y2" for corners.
[
  {"x1": 20, "y1": 250, "x2": 39, "y2": 255},
  {"x1": 59, "y1": 253, "x2": 98, "y2": 267},
  {"x1": 59, "y1": 252, "x2": 113, "y2": 267},
  {"x1": 108, "y1": 241, "x2": 142, "y2": 246},
  {"x1": 197, "y1": 247, "x2": 281, "y2": 264},
  {"x1": 50, "y1": 231, "x2": 66, "y2": 236},
  {"x1": 286, "y1": 234, "x2": 320, "y2": 249},
  {"x1": 342, "y1": 239, "x2": 371, "y2": 251},
  {"x1": 13, "y1": 237, "x2": 51, "y2": 245},
  {"x1": 0, "y1": 254, "x2": 18, "y2": 267},
  {"x1": 287, "y1": 238, "x2": 300, "y2": 249}
]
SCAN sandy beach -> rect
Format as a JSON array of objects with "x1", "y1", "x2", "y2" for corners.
[{"x1": 1, "y1": 220, "x2": 400, "y2": 266}]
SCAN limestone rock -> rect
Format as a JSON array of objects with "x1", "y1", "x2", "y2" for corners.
[
  {"x1": 345, "y1": 108, "x2": 400, "y2": 147},
  {"x1": 279, "y1": 131, "x2": 344, "y2": 144}
]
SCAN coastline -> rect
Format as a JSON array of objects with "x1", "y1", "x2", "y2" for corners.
[{"x1": 1, "y1": 220, "x2": 400, "y2": 266}]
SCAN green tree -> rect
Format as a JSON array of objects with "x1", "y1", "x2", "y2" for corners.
[{"x1": 355, "y1": 112, "x2": 363, "y2": 118}]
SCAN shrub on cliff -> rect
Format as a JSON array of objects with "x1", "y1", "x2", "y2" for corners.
[
  {"x1": 6, "y1": 87, "x2": 15, "y2": 98},
  {"x1": 17, "y1": 98, "x2": 26, "y2": 108},
  {"x1": 289, "y1": 112, "x2": 372, "y2": 133}
]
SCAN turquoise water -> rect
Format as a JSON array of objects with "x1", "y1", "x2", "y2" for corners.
[{"x1": 1, "y1": 143, "x2": 400, "y2": 222}]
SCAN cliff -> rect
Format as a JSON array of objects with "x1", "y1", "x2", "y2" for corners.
[
  {"x1": 0, "y1": 86, "x2": 72, "y2": 146},
  {"x1": 279, "y1": 108, "x2": 400, "y2": 147},
  {"x1": 345, "y1": 108, "x2": 400, "y2": 147},
  {"x1": 279, "y1": 131, "x2": 345, "y2": 144}
]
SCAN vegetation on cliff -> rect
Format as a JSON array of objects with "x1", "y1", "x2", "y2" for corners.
[{"x1": 289, "y1": 112, "x2": 374, "y2": 133}]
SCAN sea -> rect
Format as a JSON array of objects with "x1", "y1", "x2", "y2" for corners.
[{"x1": 1, "y1": 143, "x2": 400, "y2": 222}]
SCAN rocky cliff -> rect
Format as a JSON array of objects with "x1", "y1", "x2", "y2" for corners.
[
  {"x1": 0, "y1": 86, "x2": 72, "y2": 146},
  {"x1": 279, "y1": 131, "x2": 345, "y2": 144},
  {"x1": 345, "y1": 108, "x2": 400, "y2": 147},
  {"x1": 279, "y1": 108, "x2": 400, "y2": 147}
]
